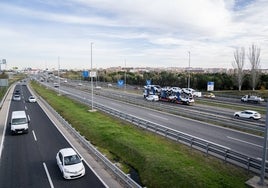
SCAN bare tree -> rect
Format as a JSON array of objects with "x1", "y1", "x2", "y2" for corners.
[
  {"x1": 248, "y1": 44, "x2": 261, "y2": 91},
  {"x1": 232, "y1": 47, "x2": 245, "y2": 91}
]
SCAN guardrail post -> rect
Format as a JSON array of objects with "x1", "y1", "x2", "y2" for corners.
[
  {"x1": 247, "y1": 158, "x2": 251, "y2": 172},
  {"x1": 224, "y1": 149, "x2": 228, "y2": 162},
  {"x1": 206, "y1": 143, "x2": 209, "y2": 155},
  {"x1": 190, "y1": 138, "x2": 193, "y2": 147},
  {"x1": 176, "y1": 134, "x2": 180, "y2": 142}
]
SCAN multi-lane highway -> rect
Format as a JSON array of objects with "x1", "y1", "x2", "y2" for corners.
[
  {"x1": 2, "y1": 78, "x2": 265, "y2": 187},
  {"x1": 0, "y1": 84, "x2": 107, "y2": 188},
  {"x1": 53, "y1": 82, "x2": 266, "y2": 159}
]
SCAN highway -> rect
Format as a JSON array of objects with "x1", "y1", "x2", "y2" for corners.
[
  {"x1": 55, "y1": 83, "x2": 266, "y2": 159},
  {"x1": 0, "y1": 84, "x2": 107, "y2": 188}
]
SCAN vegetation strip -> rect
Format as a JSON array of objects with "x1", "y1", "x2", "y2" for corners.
[{"x1": 31, "y1": 81, "x2": 252, "y2": 188}]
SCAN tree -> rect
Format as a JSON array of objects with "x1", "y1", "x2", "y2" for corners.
[
  {"x1": 248, "y1": 44, "x2": 261, "y2": 91},
  {"x1": 232, "y1": 47, "x2": 245, "y2": 91}
]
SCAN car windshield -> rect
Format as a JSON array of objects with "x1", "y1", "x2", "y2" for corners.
[
  {"x1": 64, "y1": 155, "x2": 81, "y2": 165},
  {"x1": 12, "y1": 118, "x2": 27, "y2": 125}
]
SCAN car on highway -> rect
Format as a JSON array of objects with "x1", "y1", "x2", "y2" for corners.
[
  {"x1": 54, "y1": 82, "x2": 59, "y2": 87},
  {"x1": 28, "y1": 96, "x2": 37, "y2": 103},
  {"x1": 56, "y1": 148, "x2": 85, "y2": 179},
  {"x1": 146, "y1": 95, "x2": 159, "y2": 101},
  {"x1": 203, "y1": 93, "x2": 215, "y2": 98},
  {"x1": 13, "y1": 94, "x2": 21, "y2": 101},
  {"x1": 234, "y1": 110, "x2": 261, "y2": 120},
  {"x1": 10, "y1": 110, "x2": 29, "y2": 134}
]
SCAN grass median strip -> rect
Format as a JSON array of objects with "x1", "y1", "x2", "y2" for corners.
[{"x1": 32, "y1": 81, "x2": 252, "y2": 188}]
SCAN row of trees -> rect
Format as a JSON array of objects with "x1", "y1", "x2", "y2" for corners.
[
  {"x1": 233, "y1": 44, "x2": 261, "y2": 91},
  {"x1": 91, "y1": 70, "x2": 268, "y2": 91},
  {"x1": 66, "y1": 43, "x2": 266, "y2": 91}
]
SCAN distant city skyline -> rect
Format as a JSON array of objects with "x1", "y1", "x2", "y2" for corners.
[{"x1": 0, "y1": 0, "x2": 267, "y2": 70}]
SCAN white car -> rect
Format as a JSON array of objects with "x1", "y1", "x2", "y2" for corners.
[
  {"x1": 234, "y1": 110, "x2": 261, "y2": 120},
  {"x1": 171, "y1": 87, "x2": 182, "y2": 93},
  {"x1": 13, "y1": 94, "x2": 21, "y2": 101},
  {"x1": 146, "y1": 95, "x2": 159, "y2": 101},
  {"x1": 182, "y1": 88, "x2": 194, "y2": 95},
  {"x1": 56, "y1": 148, "x2": 85, "y2": 179},
  {"x1": 28, "y1": 96, "x2": 37, "y2": 103}
]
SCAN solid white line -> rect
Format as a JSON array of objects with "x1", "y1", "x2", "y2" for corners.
[
  {"x1": 43, "y1": 162, "x2": 54, "y2": 188},
  {"x1": 148, "y1": 113, "x2": 169, "y2": 121},
  {"x1": 32, "y1": 130, "x2": 37, "y2": 141},
  {"x1": 227, "y1": 136, "x2": 262, "y2": 148}
]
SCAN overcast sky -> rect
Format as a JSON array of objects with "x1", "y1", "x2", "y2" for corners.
[{"x1": 0, "y1": 0, "x2": 267, "y2": 70}]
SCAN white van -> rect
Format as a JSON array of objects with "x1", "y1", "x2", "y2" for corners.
[{"x1": 10, "y1": 111, "x2": 29, "y2": 134}]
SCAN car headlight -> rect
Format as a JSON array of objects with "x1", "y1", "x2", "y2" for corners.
[{"x1": 64, "y1": 168, "x2": 73, "y2": 173}]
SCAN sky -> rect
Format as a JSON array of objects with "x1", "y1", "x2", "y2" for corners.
[{"x1": 0, "y1": 0, "x2": 267, "y2": 70}]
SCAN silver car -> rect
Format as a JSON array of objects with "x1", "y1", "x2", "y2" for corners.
[
  {"x1": 13, "y1": 94, "x2": 21, "y2": 101},
  {"x1": 234, "y1": 110, "x2": 261, "y2": 120}
]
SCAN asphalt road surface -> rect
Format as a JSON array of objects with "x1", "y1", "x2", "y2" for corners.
[
  {"x1": 58, "y1": 84, "x2": 266, "y2": 159},
  {"x1": 0, "y1": 84, "x2": 106, "y2": 188}
]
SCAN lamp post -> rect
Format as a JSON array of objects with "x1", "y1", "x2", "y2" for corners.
[
  {"x1": 259, "y1": 101, "x2": 268, "y2": 185},
  {"x1": 58, "y1": 56, "x2": 60, "y2": 95},
  {"x1": 124, "y1": 59, "x2": 126, "y2": 92},
  {"x1": 187, "y1": 51, "x2": 191, "y2": 88},
  {"x1": 90, "y1": 42, "x2": 94, "y2": 111}
]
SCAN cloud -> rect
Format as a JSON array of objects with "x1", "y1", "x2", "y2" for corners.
[{"x1": 0, "y1": 0, "x2": 267, "y2": 69}]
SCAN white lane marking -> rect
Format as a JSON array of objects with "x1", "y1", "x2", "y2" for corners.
[
  {"x1": 32, "y1": 130, "x2": 37, "y2": 141},
  {"x1": 28, "y1": 115, "x2": 31, "y2": 122},
  {"x1": 227, "y1": 136, "x2": 262, "y2": 148},
  {"x1": 25, "y1": 106, "x2": 28, "y2": 110},
  {"x1": 148, "y1": 113, "x2": 169, "y2": 121},
  {"x1": 43, "y1": 162, "x2": 54, "y2": 188}
]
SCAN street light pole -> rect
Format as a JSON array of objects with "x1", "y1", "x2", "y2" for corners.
[
  {"x1": 259, "y1": 101, "x2": 268, "y2": 185},
  {"x1": 91, "y1": 42, "x2": 94, "y2": 111},
  {"x1": 58, "y1": 56, "x2": 60, "y2": 95},
  {"x1": 124, "y1": 59, "x2": 126, "y2": 92},
  {"x1": 188, "y1": 51, "x2": 191, "y2": 88}
]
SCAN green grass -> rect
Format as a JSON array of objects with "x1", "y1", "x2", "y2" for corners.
[{"x1": 31, "y1": 81, "x2": 252, "y2": 188}]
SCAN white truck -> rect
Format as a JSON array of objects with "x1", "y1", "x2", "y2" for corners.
[{"x1": 241, "y1": 95, "x2": 264, "y2": 103}]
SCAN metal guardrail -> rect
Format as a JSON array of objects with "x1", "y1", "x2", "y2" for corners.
[
  {"x1": 65, "y1": 92, "x2": 268, "y2": 175},
  {"x1": 0, "y1": 86, "x2": 12, "y2": 109},
  {"x1": 93, "y1": 90, "x2": 265, "y2": 133},
  {"x1": 38, "y1": 96, "x2": 142, "y2": 188}
]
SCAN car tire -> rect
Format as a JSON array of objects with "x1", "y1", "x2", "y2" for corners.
[{"x1": 235, "y1": 115, "x2": 239, "y2": 118}]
